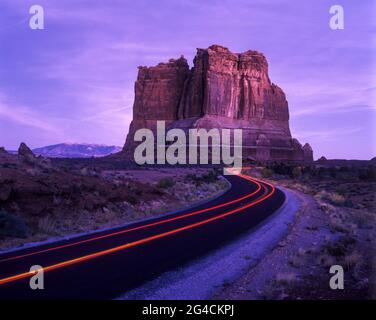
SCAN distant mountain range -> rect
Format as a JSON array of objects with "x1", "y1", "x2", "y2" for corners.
[{"x1": 31, "y1": 143, "x2": 122, "y2": 158}]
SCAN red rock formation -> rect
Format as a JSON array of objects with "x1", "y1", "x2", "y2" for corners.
[
  {"x1": 178, "y1": 45, "x2": 288, "y2": 122},
  {"x1": 123, "y1": 45, "x2": 313, "y2": 162},
  {"x1": 124, "y1": 57, "x2": 189, "y2": 154}
]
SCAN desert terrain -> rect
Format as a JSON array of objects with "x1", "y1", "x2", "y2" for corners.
[
  {"x1": 0, "y1": 144, "x2": 228, "y2": 250},
  {"x1": 214, "y1": 162, "x2": 376, "y2": 299}
]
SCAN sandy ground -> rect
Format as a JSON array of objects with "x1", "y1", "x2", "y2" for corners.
[
  {"x1": 213, "y1": 187, "x2": 328, "y2": 299},
  {"x1": 213, "y1": 183, "x2": 376, "y2": 300}
]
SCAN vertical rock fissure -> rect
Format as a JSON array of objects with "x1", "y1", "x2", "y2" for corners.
[{"x1": 201, "y1": 50, "x2": 208, "y2": 117}]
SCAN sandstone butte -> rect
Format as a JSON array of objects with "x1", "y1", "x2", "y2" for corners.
[{"x1": 122, "y1": 45, "x2": 313, "y2": 162}]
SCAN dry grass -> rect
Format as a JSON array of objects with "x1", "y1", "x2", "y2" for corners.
[
  {"x1": 0, "y1": 169, "x2": 229, "y2": 250},
  {"x1": 38, "y1": 215, "x2": 57, "y2": 235},
  {"x1": 275, "y1": 272, "x2": 298, "y2": 285},
  {"x1": 256, "y1": 273, "x2": 299, "y2": 300},
  {"x1": 316, "y1": 253, "x2": 337, "y2": 267},
  {"x1": 315, "y1": 191, "x2": 346, "y2": 206},
  {"x1": 344, "y1": 251, "x2": 362, "y2": 270},
  {"x1": 289, "y1": 248, "x2": 307, "y2": 268}
]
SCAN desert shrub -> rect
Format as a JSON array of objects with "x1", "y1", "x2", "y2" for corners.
[
  {"x1": 316, "y1": 190, "x2": 346, "y2": 206},
  {"x1": 317, "y1": 253, "x2": 336, "y2": 267},
  {"x1": 289, "y1": 248, "x2": 306, "y2": 267},
  {"x1": 317, "y1": 167, "x2": 331, "y2": 179},
  {"x1": 185, "y1": 173, "x2": 196, "y2": 181},
  {"x1": 38, "y1": 215, "x2": 57, "y2": 235},
  {"x1": 323, "y1": 240, "x2": 347, "y2": 257},
  {"x1": 270, "y1": 162, "x2": 292, "y2": 176},
  {"x1": 0, "y1": 210, "x2": 29, "y2": 238},
  {"x1": 200, "y1": 169, "x2": 219, "y2": 183},
  {"x1": 344, "y1": 251, "x2": 362, "y2": 270},
  {"x1": 322, "y1": 235, "x2": 356, "y2": 257},
  {"x1": 291, "y1": 167, "x2": 302, "y2": 179},
  {"x1": 275, "y1": 272, "x2": 298, "y2": 286},
  {"x1": 335, "y1": 184, "x2": 347, "y2": 195},
  {"x1": 328, "y1": 193, "x2": 346, "y2": 206},
  {"x1": 367, "y1": 167, "x2": 376, "y2": 180},
  {"x1": 343, "y1": 199, "x2": 354, "y2": 208},
  {"x1": 329, "y1": 167, "x2": 338, "y2": 178},
  {"x1": 157, "y1": 177, "x2": 175, "y2": 189},
  {"x1": 336, "y1": 171, "x2": 358, "y2": 181},
  {"x1": 185, "y1": 169, "x2": 219, "y2": 185},
  {"x1": 349, "y1": 211, "x2": 375, "y2": 229},
  {"x1": 329, "y1": 216, "x2": 352, "y2": 233},
  {"x1": 128, "y1": 184, "x2": 143, "y2": 196},
  {"x1": 261, "y1": 167, "x2": 273, "y2": 178}
]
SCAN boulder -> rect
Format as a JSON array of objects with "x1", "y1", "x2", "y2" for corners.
[
  {"x1": 303, "y1": 143, "x2": 313, "y2": 162},
  {"x1": 18, "y1": 142, "x2": 37, "y2": 164},
  {"x1": 18, "y1": 143, "x2": 53, "y2": 169}
]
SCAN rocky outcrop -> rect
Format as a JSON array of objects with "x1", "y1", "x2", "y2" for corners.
[
  {"x1": 303, "y1": 143, "x2": 313, "y2": 161},
  {"x1": 18, "y1": 143, "x2": 36, "y2": 165},
  {"x1": 124, "y1": 57, "x2": 190, "y2": 153},
  {"x1": 123, "y1": 45, "x2": 313, "y2": 162},
  {"x1": 178, "y1": 45, "x2": 288, "y2": 121},
  {"x1": 18, "y1": 142, "x2": 52, "y2": 169}
]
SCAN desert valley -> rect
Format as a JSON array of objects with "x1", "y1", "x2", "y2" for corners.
[{"x1": 0, "y1": 44, "x2": 375, "y2": 300}]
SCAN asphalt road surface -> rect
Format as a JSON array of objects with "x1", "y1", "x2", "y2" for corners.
[{"x1": 0, "y1": 170, "x2": 285, "y2": 299}]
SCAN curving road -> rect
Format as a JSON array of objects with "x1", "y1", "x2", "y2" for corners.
[{"x1": 0, "y1": 170, "x2": 285, "y2": 299}]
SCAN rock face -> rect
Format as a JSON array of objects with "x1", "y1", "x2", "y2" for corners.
[
  {"x1": 18, "y1": 142, "x2": 52, "y2": 169},
  {"x1": 124, "y1": 57, "x2": 190, "y2": 152},
  {"x1": 178, "y1": 45, "x2": 288, "y2": 121},
  {"x1": 123, "y1": 45, "x2": 313, "y2": 162},
  {"x1": 18, "y1": 142, "x2": 37, "y2": 164}
]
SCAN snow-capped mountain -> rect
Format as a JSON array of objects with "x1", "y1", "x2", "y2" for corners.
[{"x1": 32, "y1": 143, "x2": 122, "y2": 158}]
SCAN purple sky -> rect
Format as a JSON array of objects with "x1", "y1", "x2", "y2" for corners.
[{"x1": 0, "y1": 0, "x2": 375, "y2": 159}]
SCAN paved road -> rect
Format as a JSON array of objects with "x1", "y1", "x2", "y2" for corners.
[{"x1": 0, "y1": 171, "x2": 285, "y2": 299}]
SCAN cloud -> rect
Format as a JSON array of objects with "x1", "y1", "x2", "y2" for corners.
[
  {"x1": 0, "y1": 93, "x2": 63, "y2": 134},
  {"x1": 293, "y1": 127, "x2": 364, "y2": 143},
  {"x1": 80, "y1": 105, "x2": 133, "y2": 131},
  {"x1": 288, "y1": 84, "x2": 376, "y2": 118},
  {"x1": 291, "y1": 104, "x2": 376, "y2": 117}
]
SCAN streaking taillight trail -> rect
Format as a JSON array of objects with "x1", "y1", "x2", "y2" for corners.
[{"x1": 0, "y1": 168, "x2": 275, "y2": 286}]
